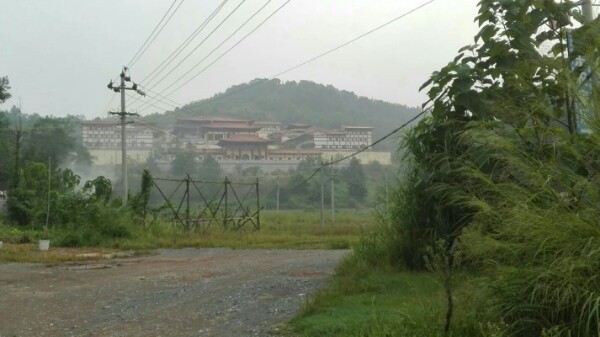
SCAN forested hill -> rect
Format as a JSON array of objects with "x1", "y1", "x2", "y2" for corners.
[{"x1": 145, "y1": 79, "x2": 421, "y2": 145}]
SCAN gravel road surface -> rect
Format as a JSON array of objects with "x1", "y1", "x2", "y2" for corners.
[{"x1": 0, "y1": 248, "x2": 347, "y2": 337}]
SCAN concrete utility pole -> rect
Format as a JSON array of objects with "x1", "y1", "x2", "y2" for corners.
[
  {"x1": 107, "y1": 67, "x2": 145, "y2": 206},
  {"x1": 13, "y1": 99, "x2": 24, "y2": 188},
  {"x1": 276, "y1": 175, "x2": 280, "y2": 211},
  {"x1": 320, "y1": 162, "x2": 325, "y2": 229},
  {"x1": 330, "y1": 163, "x2": 335, "y2": 223},
  {"x1": 583, "y1": 0, "x2": 594, "y2": 24},
  {"x1": 385, "y1": 168, "x2": 389, "y2": 213}
]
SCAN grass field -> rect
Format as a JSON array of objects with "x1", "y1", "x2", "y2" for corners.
[
  {"x1": 287, "y1": 255, "x2": 502, "y2": 337},
  {"x1": 0, "y1": 210, "x2": 375, "y2": 263},
  {"x1": 115, "y1": 210, "x2": 375, "y2": 250}
]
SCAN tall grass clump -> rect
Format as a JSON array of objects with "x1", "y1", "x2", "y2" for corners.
[{"x1": 453, "y1": 119, "x2": 600, "y2": 336}]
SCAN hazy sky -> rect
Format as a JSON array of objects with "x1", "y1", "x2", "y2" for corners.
[{"x1": 0, "y1": 0, "x2": 480, "y2": 118}]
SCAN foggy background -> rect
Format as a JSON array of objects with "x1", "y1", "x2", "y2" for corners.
[{"x1": 0, "y1": 0, "x2": 479, "y2": 117}]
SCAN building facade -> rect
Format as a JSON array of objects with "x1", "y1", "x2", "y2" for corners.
[
  {"x1": 81, "y1": 116, "x2": 388, "y2": 168},
  {"x1": 81, "y1": 119, "x2": 159, "y2": 165},
  {"x1": 173, "y1": 117, "x2": 261, "y2": 144},
  {"x1": 254, "y1": 121, "x2": 281, "y2": 139},
  {"x1": 313, "y1": 126, "x2": 373, "y2": 150},
  {"x1": 218, "y1": 134, "x2": 272, "y2": 160},
  {"x1": 81, "y1": 119, "x2": 155, "y2": 150}
]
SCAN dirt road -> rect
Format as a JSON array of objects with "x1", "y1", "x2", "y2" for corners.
[{"x1": 0, "y1": 248, "x2": 347, "y2": 337}]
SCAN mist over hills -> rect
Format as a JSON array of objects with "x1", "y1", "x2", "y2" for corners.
[{"x1": 144, "y1": 79, "x2": 421, "y2": 148}]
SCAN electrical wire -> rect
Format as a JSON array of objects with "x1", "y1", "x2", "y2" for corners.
[
  {"x1": 128, "y1": 0, "x2": 186, "y2": 69},
  {"x1": 139, "y1": 0, "x2": 435, "y2": 113},
  {"x1": 145, "y1": 0, "x2": 247, "y2": 90},
  {"x1": 281, "y1": 108, "x2": 430, "y2": 189},
  {"x1": 134, "y1": 0, "x2": 275, "y2": 112},
  {"x1": 108, "y1": 0, "x2": 438, "y2": 123},
  {"x1": 127, "y1": 0, "x2": 178, "y2": 67},
  {"x1": 126, "y1": 93, "x2": 180, "y2": 115},
  {"x1": 102, "y1": 92, "x2": 118, "y2": 114},
  {"x1": 130, "y1": 0, "x2": 252, "y2": 112},
  {"x1": 148, "y1": 0, "x2": 278, "y2": 102},
  {"x1": 271, "y1": 0, "x2": 436, "y2": 79},
  {"x1": 139, "y1": 0, "x2": 230, "y2": 87},
  {"x1": 326, "y1": 109, "x2": 428, "y2": 166}
]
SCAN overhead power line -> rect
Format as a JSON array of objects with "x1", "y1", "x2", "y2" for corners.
[
  {"x1": 145, "y1": 88, "x2": 186, "y2": 109},
  {"x1": 327, "y1": 109, "x2": 429, "y2": 166},
  {"x1": 135, "y1": 0, "x2": 436, "y2": 115},
  {"x1": 126, "y1": 92, "x2": 181, "y2": 114},
  {"x1": 134, "y1": 0, "x2": 276, "y2": 112},
  {"x1": 155, "y1": 0, "x2": 293, "y2": 101},
  {"x1": 270, "y1": 0, "x2": 436, "y2": 79},
  {"x1": 290, "y1": 108, "x2": 430, "y2": 188},
  {"x1": 139, "y1": 0, "x2": 230, "y2": 88},
  {"x1": 145, "y1": 0, "x2": 247, "y2": 90},
  {"x1": 128, "y1": 0, "x2": 186, "y2": 69},
  {"x1": 126, "y1": 1, "x2": 230, "y2": 110},
  {"x1": 126, "y1": 91, "x2": 210, "y2": 130}
]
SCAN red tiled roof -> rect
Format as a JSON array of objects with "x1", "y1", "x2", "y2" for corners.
[
  {"x1": 268, "y1": 149, "x2": 321, "y2": 154},
  {"x1": 207, "y1": 123, "x2": 261, "y2": 130},
  {"x1": 81, "y1": 119, "x2": 119, "y2": 125},
  {"x1": 219, "y1": 134, "x2": 272, "y2": 144},
  {"x1": 342, "y1": 125, "x2": 373, "y2": 129},
  {"x1": 254, "y1": 120, "x2": 281, "y2": 125},
  {"x1": 286, "y1": 123, "x2": 311, "y2": 129},
  {"x1": 179, "y1": 116, "x2": 251, "y2": 123}
]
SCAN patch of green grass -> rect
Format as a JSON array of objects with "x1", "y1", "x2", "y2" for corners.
[
  {"x1": 110, "y1": 210, "x2": 374, "y2": 250},
  {"x1": 0, "y1": 211, "x2": 375, "y2": 262},
  {"x1": 289, "y1": 255, "x2": 503, "y2": 337}
]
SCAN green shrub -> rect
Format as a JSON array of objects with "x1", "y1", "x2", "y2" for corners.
[{"x1": 57, "y1": 232, "x2": 83, "y2": 247}]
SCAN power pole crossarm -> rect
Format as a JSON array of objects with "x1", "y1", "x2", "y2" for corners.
[{"x1": 107, "y1": 67, "x2": 144, "y2": 206}]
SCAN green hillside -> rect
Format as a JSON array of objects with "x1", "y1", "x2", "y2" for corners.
[{"x1": 144, "y1": 79, "x2": 421, "y2": 149}]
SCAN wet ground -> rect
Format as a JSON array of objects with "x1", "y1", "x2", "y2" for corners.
[{"x1": 0, "y1": 248, "x2": 347, "y2": 337}]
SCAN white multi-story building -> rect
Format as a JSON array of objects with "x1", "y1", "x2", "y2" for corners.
[
  {"x1": 254, "y1": 120, "x2": 281, "y2": 139},
  {"x1": 82, "y1": 119, "x2": 155, "y2": 149},
  {"x1": 81, "y1": 119, "x2": 158, "y2": 165},
  {"x1": 313, "y1": 126, "x2": 373, "y2": 150}
]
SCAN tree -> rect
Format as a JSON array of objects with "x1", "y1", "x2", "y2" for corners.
[
  {"x1": 144, "y1": 154, "x2": 161, "y2": 175},
  {"x1": 73, "y1": 144, "x2": 93, "y2": 173},
  {"x1": 130, "y1": 169, "x2": 152, "y2": 220},
  {"x1": 0, "y1": 76, "x2": 12, "y2": 186},
  {"x1": 25, "y1": 117, "x2": 76, "y2": 164},
  {"x1": 390, "y1": 0, "x2": 592, "y2": 269},
  {"x1": 341, "y1": 158, "x2": 367, "y2": 202},
  {"x1": 0, "y1": 77, "x2": 11, "y2": 104},
  {"x1": 197, "y1": 155, "x2": 221, "y2": 181},
  {"x1": 0, "y1": 112, "x2": 14, "y2": 188},
  {"x1": 296, "y1": 157, "x2": 317, "y2": 173},
  {"x1": 169, "y1": 151, "x2": 197, "y2": 178},
  {"x1": 7, "y1": 161, "x2": 50, "y2": 226},
  {"x1": 83, "y1": 176, "x2": 112, "y2": 203}
]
